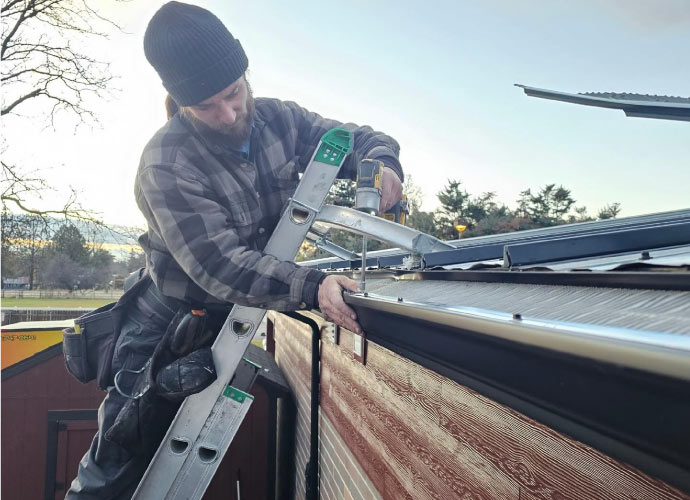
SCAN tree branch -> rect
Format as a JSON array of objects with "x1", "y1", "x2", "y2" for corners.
[{"x1": 1, "y1": 87, "x2": 43, "y2": 115}]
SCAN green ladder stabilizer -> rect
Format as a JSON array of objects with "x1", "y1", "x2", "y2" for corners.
[{"x1": 132, "y1": 129, "x2": 353, "y2": 500}]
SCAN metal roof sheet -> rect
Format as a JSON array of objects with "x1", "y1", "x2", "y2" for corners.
[
  {"x1": 515, "y1": 84, "x2": 690, "y2": 121},
  {"x1": 300, "y1": 209, "x2": 690, "y2": 273}
]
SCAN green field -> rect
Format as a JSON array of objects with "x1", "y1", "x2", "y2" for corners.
[{"x1": 1, "y1": 297, "x2": 114, "y2": 308}]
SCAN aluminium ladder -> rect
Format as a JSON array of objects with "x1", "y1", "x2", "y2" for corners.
[
  {"x1": 132, "y1": 128, "x2": 354, "y2": 499},
  {"x1": 133, "y1": 128, "x2": 454, "y2": 500}
]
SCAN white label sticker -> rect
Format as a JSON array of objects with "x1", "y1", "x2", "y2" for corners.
[{"x1": 353, "y1": 334, "x2": 362, "y2": 357}]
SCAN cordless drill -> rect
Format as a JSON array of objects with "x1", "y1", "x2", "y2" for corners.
[{"x1": 354, "y1": 159, "x2": 409, "y2": 291}]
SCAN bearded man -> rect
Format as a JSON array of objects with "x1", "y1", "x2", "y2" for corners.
[{"x1": 67, "y1": 1, "x2": 403, "y2": 498}]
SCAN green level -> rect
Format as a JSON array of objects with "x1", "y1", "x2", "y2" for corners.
[
  {"x1": 223, "y1": 386, "x2": 254, "y2": 403},
  {"x1": 315, "y1": 128, "x2": 352, "y2": 166}
]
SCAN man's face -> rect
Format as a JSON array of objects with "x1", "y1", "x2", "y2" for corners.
[{"x1": 181, "y1": 75, "x2": 254, "y2": 147}]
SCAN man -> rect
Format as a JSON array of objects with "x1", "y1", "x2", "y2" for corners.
[{"x1": 68, "y1": 2, "x2": 402, "y2": 498}]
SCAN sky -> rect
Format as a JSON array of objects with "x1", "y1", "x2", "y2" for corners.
[{"x1": 3, "y1": 0, "x2": 689, "y2": 228}]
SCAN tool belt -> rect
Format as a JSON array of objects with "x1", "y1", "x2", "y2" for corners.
[
  {"x1": 63, "y1": 268, "x2": 231, "y2": 453},
  {"x1": 62, "y1": 268, "x2": 153, "y2": 391}
]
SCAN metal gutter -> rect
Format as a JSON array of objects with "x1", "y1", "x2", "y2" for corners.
[{"x1": 346, "y1": 293, "x2": 690, "y2": 381}]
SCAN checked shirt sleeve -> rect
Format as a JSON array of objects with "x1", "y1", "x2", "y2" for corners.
[
  {"x1": 284, "y1": 101, "x2": 404, "y2": 182},
  {"x1": 137, "y1": 162, "x2": 325, "y2": 311}
]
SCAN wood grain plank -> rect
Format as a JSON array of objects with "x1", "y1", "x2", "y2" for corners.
[
  {"x1": 361, "y1": 341, "x2": 688, "y2": 500},
  {"x1": 271, "y1": 312, "x2": 689, "y2": 500},
  {"x1": 322, "y1": 340, "x2": 519, "y2": 500}
]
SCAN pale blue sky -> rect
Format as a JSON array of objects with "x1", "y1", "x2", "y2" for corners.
[{"x1": 4, "y1": 0, "x2": 688, "y2": 226}]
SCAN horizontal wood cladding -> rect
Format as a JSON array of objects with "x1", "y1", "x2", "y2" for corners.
[
  {"x1": 320, "y1": 413, "x2": 382, "y2": 500},
  {"x1": 269, "y1": 312, "x2": 689, "y2": 500},
  {"x1": 321, "y1": 328, "x2": 518, "y2": 500},
  {"x1": 272, "y1": 313, "x2": 383, "y2": 500}
]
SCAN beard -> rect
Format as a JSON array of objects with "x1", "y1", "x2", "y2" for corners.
[{"x1": 181, "y1": 80, "x2": 255, "y2": 149}]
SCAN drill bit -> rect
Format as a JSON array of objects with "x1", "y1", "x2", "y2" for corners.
[{"x1": 360, "y1": 235, "x2": 367, "y2": 293}]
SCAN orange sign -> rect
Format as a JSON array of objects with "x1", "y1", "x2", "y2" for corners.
[{"x1": 1, "y1": 320, "x2": 74, "y2": 369}]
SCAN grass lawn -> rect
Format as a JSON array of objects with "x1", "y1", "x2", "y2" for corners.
[{"x1": 1, "y1": 297, "x2": 114, "y2": 308}]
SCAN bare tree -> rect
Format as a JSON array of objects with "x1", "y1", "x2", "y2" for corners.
[
  {"x1": 2, "y1": 0, "x2": 117, "y2": 121},
  {"x1": 1, "y1": 0, "x2": 119, "y2": 219}
]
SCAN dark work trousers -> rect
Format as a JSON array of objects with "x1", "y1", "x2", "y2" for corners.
[{"x1": 66, "y1": 278, "x2": 183, "y2": 500}]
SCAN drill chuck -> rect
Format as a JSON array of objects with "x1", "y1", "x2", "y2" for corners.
[{"x1": 355, "y1": 188, "x2": 381, "y2": 215}]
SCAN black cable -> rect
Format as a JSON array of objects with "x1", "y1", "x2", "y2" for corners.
[{"x1": 282, "y1": 311, "x2": 320, "y2": 500}]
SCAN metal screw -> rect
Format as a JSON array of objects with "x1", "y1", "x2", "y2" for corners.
[{"x1": 513, "y1": 313, "x2": 522, "y2": 320}]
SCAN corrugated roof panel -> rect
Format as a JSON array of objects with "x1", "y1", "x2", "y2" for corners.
[
  {"x1": 582, "y1": 92, "x2": 690, "y2": 104},
  {"x1": 363, "y1": 278, "x2": 690, "y2": 335},
  {"x1": 300, "y1": 209, "x2": 690, "y2": 271}
]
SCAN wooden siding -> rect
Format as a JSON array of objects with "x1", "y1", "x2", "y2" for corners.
[
  {"x1": 270, "y1": 311, "x2": 689, "y2": 500},
  {"x1": 1, "y1": 351, "x2": 104, "y2": 500}
]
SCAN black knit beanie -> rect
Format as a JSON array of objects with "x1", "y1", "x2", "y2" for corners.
[{"x1": 144, "y1": 2, "x2": 248, "y2": 106}]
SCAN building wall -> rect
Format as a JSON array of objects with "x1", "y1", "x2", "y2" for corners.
[
  {"x1": 270, "y1": 311, "x2": 689, "y2": 500},
  {"x1": 271, "y1": 313, "x2": 380, "y2": 500},
  {"x1": 2, "y1": 344, "x2": 273, "y2": 500},
  {"x1": 2, "y1": 349, "x2": 105, "y2": 500}
]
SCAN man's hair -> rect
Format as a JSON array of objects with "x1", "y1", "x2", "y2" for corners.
[{"x1": 165, "y1": 95, "x2": 179, "y2": 120}]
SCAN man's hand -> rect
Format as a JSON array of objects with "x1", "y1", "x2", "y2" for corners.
[
  {"x1": 379, "y1": 167, "x2": 403, "y2": 213},
  {"x1": 317, "y1": 275, "x2": 362, "y2": 334}
]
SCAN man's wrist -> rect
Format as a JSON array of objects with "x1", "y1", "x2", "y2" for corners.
[
  {"x1": 313, "y1": 273, "x2": 328, "y2": 308},
  {"x1": 376, "y1": 155, "x2": 404, "y2": 183},
  {"x1": 300, "y1": 270, "x2": 327, "y2": 310}
]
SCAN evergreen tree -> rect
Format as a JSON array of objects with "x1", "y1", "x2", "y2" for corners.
[
  {"x1": 51, "y1": 223, "x2": 90, "y2": 264},
  {"x1": 598, "y1": 203, "x2": 622, "y2": 220},
  {"x1": 434, "y1": 180, "x2": 470, "y2": 239}
]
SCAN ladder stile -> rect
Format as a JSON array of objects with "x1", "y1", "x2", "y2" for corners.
[{"x1": 132, "y1": 129, "x2": 354, "y2": 500}]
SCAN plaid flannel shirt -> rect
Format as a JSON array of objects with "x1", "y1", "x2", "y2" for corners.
[{"x1": 135, "y1": 97, "x2": 402, "y2": 311}]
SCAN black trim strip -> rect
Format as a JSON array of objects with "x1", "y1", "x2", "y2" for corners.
[
  {"x1": 423, "y1": 244, "x2": 504, "y2": 267},
  {"x1": 625, "y1": 106, "x2": 690, "y2": 121},
  {"x1": 504, "y1": 222, "x2": 690, "y2": 267},
  {"x1": 1, "y1": 343, "x2": 63, "y2": 381},
  {"x1": 378, "y1": 254, "x2": 407, "y2": 267},
  {"x1": 395, "y1": 270, "x2": 690, "y2": 291},
  {"x1": 347, "y1": 300, "x2": 690, "y2": 494}
]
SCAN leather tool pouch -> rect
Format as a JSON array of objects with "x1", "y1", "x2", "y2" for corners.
[{"x1": 62, "y1": 268, "x2": 152, "y2": 390}]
